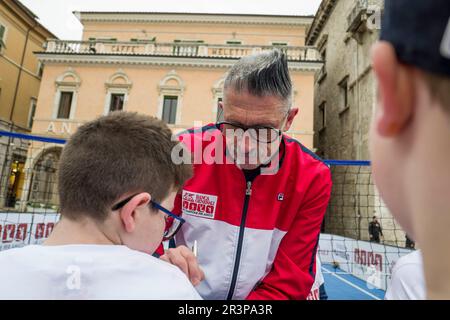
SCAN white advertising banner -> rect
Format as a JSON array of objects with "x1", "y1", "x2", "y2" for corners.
[
  {"x1": 318, "y1": 233, "x2": 413, "y2": 290},
  {"x1": 1, "y1": 215, "x2": 414, "y2": 291},
  {"x1": 0, "y1": 212, "x2": 60, "y2": 252}
]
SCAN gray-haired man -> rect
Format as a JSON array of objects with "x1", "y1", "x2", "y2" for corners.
[{"x1": 161, "y1": 50, "x2": 332, "y2": 300}]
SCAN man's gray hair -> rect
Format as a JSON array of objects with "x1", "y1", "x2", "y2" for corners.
[{"x1": 224, "y1": 49, "x2": 292, "y2": 109}]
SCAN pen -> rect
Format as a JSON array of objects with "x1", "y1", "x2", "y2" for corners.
[{"x1": 192, "y1": 240, "x2": 198, "y2": 258}]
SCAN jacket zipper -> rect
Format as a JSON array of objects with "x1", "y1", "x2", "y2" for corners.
[{"x1": 226, "y1": 180, "x2": 252, "y2": 300}]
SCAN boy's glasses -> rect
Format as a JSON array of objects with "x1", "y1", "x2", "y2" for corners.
[{"x1": 111, "y1": 194, "x2": 185, "y2": 241}]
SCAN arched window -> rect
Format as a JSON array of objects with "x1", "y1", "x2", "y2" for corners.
[
  {"x1": 212, "y1": 77, "x2": 226, "y2": 122},
  {"x1": 28, "y1": 147, "x2": 62, "y2": 208},
  {"x1": 53, "y1": 69, "x2": 81, "y2": 119},
  {"x1": 157, "y1": 70, "x2": 185, "y2": 125},
  {"x1": 104, "y1": 70, "x2": 132, "y2": 114}
]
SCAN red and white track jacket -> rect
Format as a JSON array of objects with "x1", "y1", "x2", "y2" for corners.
[{"x1": 173, "y1": 124, "x2": 332, "y2": 300}]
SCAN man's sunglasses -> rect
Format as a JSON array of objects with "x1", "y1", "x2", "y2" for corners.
[{"x1": 216, "y1": 121, "x2": 284, "y2": 143}]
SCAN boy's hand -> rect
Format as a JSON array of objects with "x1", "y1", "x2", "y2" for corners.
[{"x1": 160, "y1": 245, "x2": 205, "y2": 286}]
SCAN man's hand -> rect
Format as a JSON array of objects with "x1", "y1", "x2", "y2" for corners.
[{"x1": 160, "y1": 245, "x2": 205, "y2": 286}]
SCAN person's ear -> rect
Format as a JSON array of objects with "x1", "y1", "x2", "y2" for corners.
[
  {"x1": 283, "y1": 108, "x2": 299, "y2": 132},
  {"x1": 371, "y1": 41, "x2": 415, "y2": 137},
  {"x1": 119, "y1": 193, "x2": 151, "y2": 233}
]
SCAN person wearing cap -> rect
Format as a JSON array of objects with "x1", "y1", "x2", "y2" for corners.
[{"x1": 370, "y1": 0, "x2": 450, "y2": 299}]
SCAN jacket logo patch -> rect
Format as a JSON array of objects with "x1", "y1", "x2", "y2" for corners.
[
  {"x1": 182, "y1": 190, "x2": 218, "y2": 219},
  {"x1": 277, "y1": 193, "x2": 284, "y2": 201}
]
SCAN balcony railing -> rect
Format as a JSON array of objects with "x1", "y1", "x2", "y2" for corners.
[
  {"x1": 347, "y1": 0, "x2": 376, "y2": 33},
  {"x1": 43, "y1": 40, "x2": 322, "y2": 62}
]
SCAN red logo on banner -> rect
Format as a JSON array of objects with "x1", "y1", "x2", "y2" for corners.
[
  {"x1": 45, "y1": 223, "x2": 54, "y2": 238},
  {"x1": 2, "y1": 224, "x2": 15, "y2": 243},
  {"x1": 16, "y1": 224, "x2": 28, "y2": 241},
  {"x1": 35, "y1": 223, "x2": 45, "y2": 239},
  {"x1": 354, "y1": 248, "x2": 383, "y2": 272},
  {"x1": 1, "y1": 220, "x2": 56, "y2": 244}
]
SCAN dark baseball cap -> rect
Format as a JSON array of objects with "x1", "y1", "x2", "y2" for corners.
[{"x1": 380, "y1": 0, "x2": 450, "y2": 77}]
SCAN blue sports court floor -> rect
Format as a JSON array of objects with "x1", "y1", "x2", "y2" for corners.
[{"x1": 322, "y1": 264, "x2": 386, "y2": 300}]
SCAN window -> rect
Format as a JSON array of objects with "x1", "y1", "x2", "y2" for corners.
[
  {"x1": 162, "y1": 96, "x2": 178, "y2": 124},
  {"x1": 272, "y1": 42, "x2": 288, "y2": 46},
  {"x1": 28, "y1": 98, "x2": 37, "y2": 128},
  {"x1": 321, "y1": 48, "x2": 327, "y2": 63},
  {"x1": 338, "y1": 76, "x2": 349, "y2": 112},
  {"x1": 174, "y1": 39, "x2": 204, "y2": 44},
  {"x1": 158, "y1": 71, "x2": 184, "y2": 124},
  {"x1": 212, "y1": 77, "x2": 225, "y2": 122},
  {"x1": 131, "y1": 37, "x2": 156, "y2": 43},
  {"x1": 226, "y1": 40, "x2": 242, "y2": 45},
  {"x1": 88, "y1": 37, "x2": 117, "y2": 42},
  {"x1": 0, "y1": 23, "x2": 6, "y2": 50},
  {"x1": 317, "y1": 35, "x2": 328, "y2": 84},
  {"x1": 271, "y1": 42, "x2": 289, "y2": 55},
  {"x1": 37, "y1": 62, "x2": 44, "y2": 78},
  {"x1": 319, "y1": 102, "x2": 326, "y2": 131},
  {"x1": 317, "y1": 47, "x2": 328, "y2": 85},
  {"x1": 57, "y1": 92, "x2": 73, "y2": 119},
  {"x1": 104, "y1": 71, "x2": 132, "y2": 115},
  {"x1": 54, "y1": 70, "x2": 80, "y2": 120},
  {"x1": 109, "y1": 94, "x2": 125, "y2": 112},
  {"x1": 216, "y1": 97, "x2": 224, "y2": 122},
  {"x1": 0, "y1": 24, "x2": 5, "y2": 39}
]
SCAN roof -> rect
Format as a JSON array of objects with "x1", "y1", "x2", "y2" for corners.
[
  {"x1": 10, "y1": 0, "x2": 59, "y2": 39},
  {"x1": 73, "y1": 11, "x2": 315, "y2": 27},
  {"x1": 13, "y1": 0, "x2": 37, "y2": 19},
  {"x1": 305, "y1": 0, "x2": 338, "y2": 45},
  {"x1": 75, "y1": 11, "x2": 315, "y2": 19}
]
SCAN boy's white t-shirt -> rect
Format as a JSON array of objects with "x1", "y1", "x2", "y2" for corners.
[
  {"x1": 0, "y1": 244, "x2": 202, "y2": 300},
  {"x1": 384, "y1": 250, "x2": 425, "y2": 300}
]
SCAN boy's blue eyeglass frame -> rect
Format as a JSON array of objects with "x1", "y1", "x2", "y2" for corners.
[{"x1": 111, "y1": 193, "x2": 185, "y2": 240}]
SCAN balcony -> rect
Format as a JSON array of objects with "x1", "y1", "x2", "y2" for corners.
[
  {"x1": 42, "y1": 40, "x2": 322, "y2": 62},
  {"x1": 346, "y1": 0, "x2": 376, "y2": 34}
]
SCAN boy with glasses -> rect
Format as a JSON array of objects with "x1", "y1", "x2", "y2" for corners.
[{"x1": 0, "y1": 112, "x2": 201, "y2": 299}]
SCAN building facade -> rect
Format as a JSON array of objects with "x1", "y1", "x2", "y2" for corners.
[
  {"x1": 0, "y1": 0, "x2": 56, "y2": 210},
  {"x1": 307, "y1": 0, "x2": 382, "y2": 161},
  {"x1": 14, "y1": 11, "x2": 322, "y2": 211}
]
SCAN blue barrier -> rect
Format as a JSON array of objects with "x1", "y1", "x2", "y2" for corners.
[{"x1": 0, "y1": 130, "x2": 371, "y2": 166}]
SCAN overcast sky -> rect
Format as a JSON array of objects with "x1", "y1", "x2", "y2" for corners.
[{"x1": 19, "y1": 0, "x2": 322, "y2": 40}]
